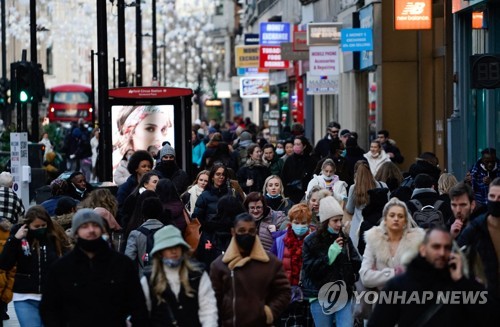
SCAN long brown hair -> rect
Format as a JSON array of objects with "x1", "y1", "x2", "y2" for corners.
[
  {"x1": 22, "y1": 205, "x2": 69, "y2": 256},
  {"x1": 353, "y1": 161, "x2": 376, "y2": 207}
]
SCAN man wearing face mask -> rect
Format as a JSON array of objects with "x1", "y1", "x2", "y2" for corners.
[
  {"x1": 458, "y1": 177, "x2": 500, "y2": 304},
  {"x1": 210, "y1": 212, "x2": 291, "y2": 327},
  {"x1": 154, "y1": 143, "x2": 190, "y2": 194},
  {"x1": 40, "y1": 209, "x2": 149, "y2": 326}
]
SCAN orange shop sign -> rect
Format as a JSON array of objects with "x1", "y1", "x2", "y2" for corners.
[{"x1": 394, "y1": 0, "x2": 432, "y2": 30}]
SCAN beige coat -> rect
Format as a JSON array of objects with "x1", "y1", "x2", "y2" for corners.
[{"x1": 359, "y1": 223, "x2": 424, "y2": 289}]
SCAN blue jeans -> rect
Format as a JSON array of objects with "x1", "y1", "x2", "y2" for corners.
[
  {"x1": 310, "y1": 299, "x2": 353, "y2": 327},
  {"x1": 14, "y1": 300, "x2": 44, "y2": 327}
]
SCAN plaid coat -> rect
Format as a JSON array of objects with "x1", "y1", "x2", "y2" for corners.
[{"x1": 0, "y1": 187, "x2": 25, "y2": 224}]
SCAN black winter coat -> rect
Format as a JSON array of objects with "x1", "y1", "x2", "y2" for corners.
[
  {"x1": 39, "y1": 239, "x2": 149, "y2": 327},
  {"x1": 368, "y1": 256, "x2": 492, "y2": 327},
  {"x1": 237, "y1": 163, "x2": 270, "y2": 194},
  {"x1": 0, "y1": 225, "x2": 63, "y2": 294},
  {"x1": 281, "y1": 153, "x2": 317, "y2": 204},
  {"x1": 301, "y1": 230, "x2": 361, "y2": 299},
  {"x1": 458, "y1": 213, "x2": 500, "y2": 301},
  {"x1": 192, "y1": 184, "x2": 233, "y2": 225}
]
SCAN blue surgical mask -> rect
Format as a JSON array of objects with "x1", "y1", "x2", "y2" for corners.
[
  {"x1": 322, "y1": 174, "x2": 333, "y2": 181},
  {"x1": 327, "y1": 226, "x2": 337, "y2": 235},
  {"x1": 266, "y1": 193, "x2": 281, "y2": 199},
  {"x1": 163, "y1": 257, "x2": 183, "y2": 268},
  {"x1": 292, "y1": 224, "x2": 308, "y2": 236},
  {"x1": 276, "y1": 148, "x2": 284, "y2": 156},
  {"x1": 341, "y1": 149, "x2": 347, "y2": 157}
]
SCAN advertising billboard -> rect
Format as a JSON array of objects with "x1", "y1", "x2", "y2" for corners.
[
  {"x1": 108, "y1": 87, "x2": 193, "y2": 178},
  {"x1": 240, "y1": 77, "x2": 270, "y2": 98},
  {"x1": 111, "y1": 104, "x2": 175, "y2": 170}
]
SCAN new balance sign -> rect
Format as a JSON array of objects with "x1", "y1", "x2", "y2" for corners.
[{"x1": 394, "y1": 0, "x2": 432, "y2": 30}]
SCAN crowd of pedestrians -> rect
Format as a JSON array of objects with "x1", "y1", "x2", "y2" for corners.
[{"x1": 0, "y1": 117, "x2": 498, "y2": 326}]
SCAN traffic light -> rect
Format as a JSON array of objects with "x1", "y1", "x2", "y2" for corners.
[
  {"x1": 0, "y1": 78, "x2": 9, "y2": 105},
  {"x1": 11, "y1": 61, "x2": 33, "y2": 103},
  {"x1": 10, "y1": 60, "x2": 45, "y2": 104}
]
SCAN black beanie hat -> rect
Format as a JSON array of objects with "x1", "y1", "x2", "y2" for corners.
[{"x1": 55, "y1": 196, "x2": 78, "y2": 216}]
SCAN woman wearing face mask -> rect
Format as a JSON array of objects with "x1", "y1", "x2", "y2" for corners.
[
  {"x1": 307, "y1": 159, "x2": 348, "y2": 205},
  {"x1": 0, "y1": 206, "x2": 70, "y2": 327},
  {"x1": 270, "y1": 203, "x2": 314, "y2": 326},
  {"x1": 113, "y1": 149, "x2": 135, "y2": 186},
  {"x1": 140, "y1": 225, "x2": 218, "y2": 326},
  {"x1": 281, "y1": 136, "x2": 318, "y2": 204},
  {"x1": 302, "y1": 196, "x2": 361, "y2": 327},
  {"x1": 363, "y1": 140, "x2": 391, "y2": 176},
  {"x1": 263, "y1": 175, "x2": 293, "y2": 216}
]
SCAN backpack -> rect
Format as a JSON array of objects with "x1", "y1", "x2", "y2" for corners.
[
  {"x1": 400, "y1": 176, "x2": 414, "y2": 189},
  {"x1": 137, "y1": 226, "x2": 163, "y2": 267},
  {"x1": 410, "y1": 199, "x2": 445, "y2": 229}
]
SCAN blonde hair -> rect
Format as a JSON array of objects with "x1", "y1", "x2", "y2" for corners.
[
  {"x1": 438, "y1": 173, "x2": 458, "y2": 195},
  {"x1": 263, "y1": 175, "x2": 285, "y2": 197},
  {"x1": 149, "y1": 251, "x2": 201, "y2": 304},
  {"x1": 381, "y1": 197, "x2": 418, "y2": 230}
]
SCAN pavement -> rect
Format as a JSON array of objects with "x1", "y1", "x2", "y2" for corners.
[{"x1": 3, "y1": 302, "x2": 19, "y2": 326}]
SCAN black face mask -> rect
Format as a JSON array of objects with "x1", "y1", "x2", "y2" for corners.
[
  {"x1": 235, "y1": 234, "x2": 256, "y2": 254},
  {"x1": 77, "y1": 237, "x2": 105, "y2": 253},
  {"x1": 487, "y1": 200, "x2": 500, "y2": 217}
]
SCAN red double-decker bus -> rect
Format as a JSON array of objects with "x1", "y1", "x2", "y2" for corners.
[{"x1": 47, "y1": 84, "x2": 93, "y2": 123}]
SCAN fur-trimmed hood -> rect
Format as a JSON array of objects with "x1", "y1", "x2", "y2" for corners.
[{"x1": 364, "y1": 224, "x2": 425, "y2": 266}]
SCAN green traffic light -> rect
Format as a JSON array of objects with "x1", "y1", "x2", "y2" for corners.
[{"x1": 19, "y1": 90, "x2": 28, "y2": 102}]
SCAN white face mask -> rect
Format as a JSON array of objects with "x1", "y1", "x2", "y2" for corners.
[
  {"x1": 276, "y1": 148, "x2": 284, "y2": 156},
  {"x1": 322, "y1": 174, "x2": 333, "y2": 181}
]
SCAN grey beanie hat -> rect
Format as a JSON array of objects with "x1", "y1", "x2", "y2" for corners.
[
  {"x1": 159, "y1": 143, "x2": 175, "y2": 159},
  {"x1": 240, "y1": 131, "x2": 252, "y2": 142},
  {"x1": 72, "y1": 208, "x2": 106, "y2": 236}
]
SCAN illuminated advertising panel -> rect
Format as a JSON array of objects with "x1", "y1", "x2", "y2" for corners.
[
  {"x1": 111, "y1": 104, "x2": 175, "y2": 170},
  {"x1": 108, "y1": 87, "x2": 192, "y2": 179},
  {"x1": 394, "y1": 0, "x2": 432, "y2": 30}
]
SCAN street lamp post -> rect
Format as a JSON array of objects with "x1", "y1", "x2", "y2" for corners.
[
  {"x1": 117, "y1": 0, "x2": 127, "y2": 87},
  {"x1": 152, "y1": 0, "x2": 157, "y2": 81},
  {"x1": 135, "y1": 0, "x2": 142, "y2": 86}
]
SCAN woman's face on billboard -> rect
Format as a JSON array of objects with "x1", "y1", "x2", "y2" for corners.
[{"x1": 132, "y1": 111, "x2": 171, "y2": 151}]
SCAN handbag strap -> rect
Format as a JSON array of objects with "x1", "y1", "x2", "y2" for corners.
[{"x1": 183, "y1": 208, "x2": 191, "y2": 225}]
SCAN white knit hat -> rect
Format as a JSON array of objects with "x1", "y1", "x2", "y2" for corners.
[{"x1": 318, "y1": 196, "x2": 344, "y2": 223}]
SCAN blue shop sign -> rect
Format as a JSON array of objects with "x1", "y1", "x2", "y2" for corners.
[
  {"x1": 259, "y1": 22, "x2": 291, "y2": 45},
  {"x1": 341, "y1": 28, "x2": 373, "y2": 52}
]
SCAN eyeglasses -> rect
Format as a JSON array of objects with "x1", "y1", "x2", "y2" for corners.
[{"x1": 249, "y1": 206, "x2": 263, "y2": 211}]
